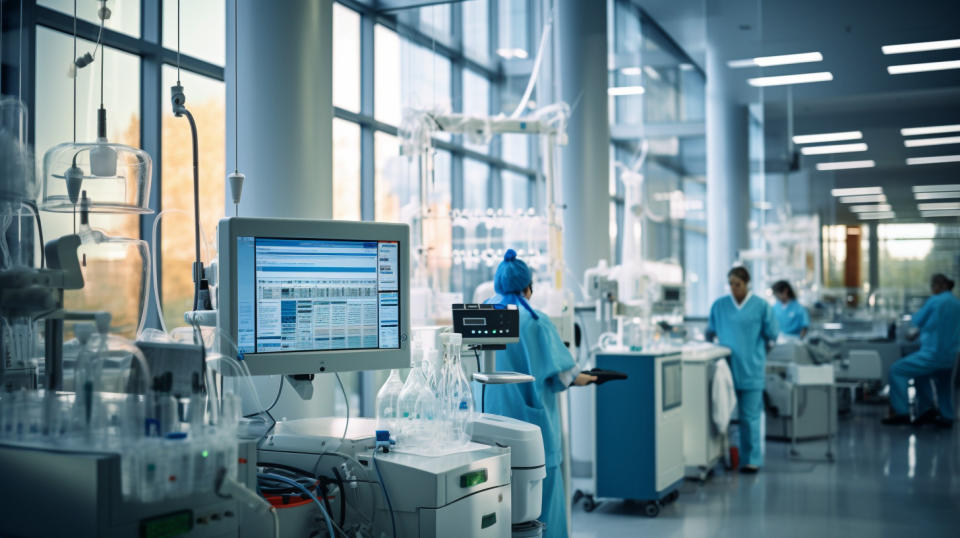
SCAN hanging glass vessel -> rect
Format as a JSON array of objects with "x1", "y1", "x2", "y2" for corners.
[
  {"x1": 0, "y1": 96, "x2": 36, "y2": 210},
  {"x1": 41, "y1": 139, "x2": 153, "y2": 214}
]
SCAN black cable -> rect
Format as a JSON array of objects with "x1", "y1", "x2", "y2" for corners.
[
  {"x1": 482, "y1": 384, "x2": 486, "y2": 414},
  {"x1": 179, "y1": 108, "x2": 202, "y2": 311},
  {"x1": 244, "y1": 375, "x2": 283, "y2": 418},
  {"x1": 372, "y1": 448, "x2": 397, "y2": 538},
  {"x1": 331, "y1": 467, "x2": 347, "y2": 529}
]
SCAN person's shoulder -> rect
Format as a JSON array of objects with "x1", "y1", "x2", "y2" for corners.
[{"x1": 710, "y1": 296, "x2": 729, "y2": 309}]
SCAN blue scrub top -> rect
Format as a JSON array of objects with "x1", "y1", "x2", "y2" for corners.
[
  {"x1": 912, "y1": 290, "x2": 960, "y2": 367},
  {"x1": 479, "y1": 295, "x2": 575, "y2": 468},
  {"x1": 773, "y1": 299, "x2": 809, "y2": 337},
  {"x1": 707, "y1": 294, "x2": 779, "y2": 390}
]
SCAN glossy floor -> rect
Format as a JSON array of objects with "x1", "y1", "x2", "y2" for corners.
[{"x1": 571, "y1": 405, "x2": 960, "y2": 538}]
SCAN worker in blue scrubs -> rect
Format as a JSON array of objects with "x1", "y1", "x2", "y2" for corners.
[
  {"x1": 706, "y1": 266, "x2": 778, "y2": 473},
  {"x1": 482, "y1": 249, "x2": 595, "y2": 538},
  {"x1": 771, "y1": 281, "x2": 809, "y2": 338},
  {"x1": 883, "y1": 273, "x2": 960, "y2": 428}
]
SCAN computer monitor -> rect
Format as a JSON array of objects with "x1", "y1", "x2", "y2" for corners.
[{"x1": 217, "y1": 217, "x2": 411, "y2": 375}]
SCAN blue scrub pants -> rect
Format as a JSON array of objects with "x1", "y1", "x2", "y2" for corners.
[
  {"x1": 889, "y1": 352, "x2": 955, "y2": 420},
  {"x1": 736, "y1": 389, "x2": 764, "y2": 467},
  {"x1": 540, "y1": 464, "x2": 566, "y2": 538}
]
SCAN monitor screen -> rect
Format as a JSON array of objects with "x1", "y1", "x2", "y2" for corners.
[{"x1": 235, "y1": 237, "x2": 401, "y2": 355}]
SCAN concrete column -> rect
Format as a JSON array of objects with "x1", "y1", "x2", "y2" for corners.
[
  {"x1": 706, "y1": 44, "x2": 750, "y2": 302},
  {"x1": 226, "y1": 0, "x2": 335, "y2": 419},
  {"x1": 227, "y1": 0, "x2": 332, "y2": 219},
  {"x1": 556, "y1": 0, "x2": 611, "y2": 283}
]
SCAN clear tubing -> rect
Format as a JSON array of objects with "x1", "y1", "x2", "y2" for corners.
[{"x1": 149, "y1": 209, "x2": 214, "y2": 335}]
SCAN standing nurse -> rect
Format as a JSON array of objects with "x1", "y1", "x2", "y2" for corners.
[
  {"x1": 883, "y1": 273, "x2": 960, "y2": 427},
  {"x1": 706, "y1": 267, "x2": 779, "y2": 473},
  {"x1": 771, "y1": 280, "x2": 810, "y2": 338},
  {"x1": 482, "y1": 249, "x2": 595, "y2": 538}
]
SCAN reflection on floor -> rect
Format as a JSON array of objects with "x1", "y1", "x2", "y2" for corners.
[{"x1": 571, "y1": 405, "x2": 959, "y2": 538}]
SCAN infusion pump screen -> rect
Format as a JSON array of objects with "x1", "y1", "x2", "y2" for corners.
[{"x1": 235, "y1": 237, "x2": 400, "y2": 354}]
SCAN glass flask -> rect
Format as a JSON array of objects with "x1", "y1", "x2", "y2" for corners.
[
  {"x1": 375, "y1": 369, "x2": 403, "y2": 433},
  {"x1": 440, "y1": 332, "x2": 473, "y2": 447}
]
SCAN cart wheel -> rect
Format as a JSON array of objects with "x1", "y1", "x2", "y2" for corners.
[
  {"x1": 644, "y1": 502, "x2": 660, "y2": 518},
  {"x1": 583, "y1": 496, "x2": 599, "y2": 513},
  {"x1": 668, "y1": 490, "x2": 680, "y2": 503},
  {"x1": 572, "y1": 490, "x2": 585, "y2": 505}
]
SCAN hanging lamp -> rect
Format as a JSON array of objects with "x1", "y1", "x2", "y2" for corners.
[{"x1": 40, "y1": 0, "x2": 153, "y2": 214}]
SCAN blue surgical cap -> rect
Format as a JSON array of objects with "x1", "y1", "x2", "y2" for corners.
[{"x1": 494, "y1": 249, "x2": 533, "y2": 295}]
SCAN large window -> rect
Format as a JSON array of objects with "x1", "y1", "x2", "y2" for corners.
[
  {"x1": 29, "y1": 2, "x2": 226, "y2": 336},
  {"x1": 608, "y1": 0, "x2": 707, "y2": 315}
]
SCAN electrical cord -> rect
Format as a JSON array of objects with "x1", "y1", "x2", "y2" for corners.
[
  {"x1": 258, "y1": 473, "x2": 337, "y2": 538},
  {"x1": 244, "y1": 375, "x2": 283, "y2": 418},
  {"x1": 371, "y1": 448, "x2": 397, "y2": 538},
  {"x1": 473, "y1": 347, "x2": 485, "y2": 412},
  {"x1": 21, "y1": 201, "x2": 44, "y2": 268}
]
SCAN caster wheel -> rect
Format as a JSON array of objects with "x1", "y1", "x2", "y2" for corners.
[
  {"x1": 644, "y1": 502, "x2": 660, "y2": 518},
  {"x1": 668, "y1": 490, "x2": 680, "y2": 503},
  {"x1": 583, "y1": 497, "x2": 599, "y2": 513},
  {"x1": 572, "y1": 490, "x2": 585, "y2": 505}
]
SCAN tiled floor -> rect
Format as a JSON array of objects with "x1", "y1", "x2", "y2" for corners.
[{"x1": 571, "y1": 405, "x2": 960, "y2": 538}]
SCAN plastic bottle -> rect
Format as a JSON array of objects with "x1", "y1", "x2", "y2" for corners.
[{"x1": 375, "y1": 369, "x2": 403, "y2": 433}]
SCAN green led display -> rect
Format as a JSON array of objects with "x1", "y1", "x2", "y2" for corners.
[{"x1": 459, "y1": 468, "x2": 488, "y2": 488}]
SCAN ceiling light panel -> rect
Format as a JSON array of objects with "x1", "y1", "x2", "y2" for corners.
[
  {"x1": 887, "y1": 60, "x2": 960, "y2": 75},
  {"x1": 817, "y1": 160, "x2": 876, "y2": 171},
  {"x1": 921, "y1": 210, "x2": 960, "y2": 218},
  {"x1": 915, "y1": 191, "x2": 960, "y2": 200},
  {"x1": 831, "y1": 187, "x2": 883, "y2": 197},
  {"x1": 913, "y1": 184, "x2": 960, "y2": 193},
  {"x1": 906, "y1": 155, "x2": 960, "y2": 165},
  {"x1": 608, "y1": 86, "x2": 645, "y2": 96},
  {"x1": 882, "y1": 39, "x2": 960, "y2": 55},
  {"x1": 792, "y1": 131, "x2": 862, "y2": 144},
  {"x1": 903, "y1": 136, "x2": 960, "y2": 147},
  {"x1": 901, "y1": 124, "x2": 960, "y2": 137},
  {"x1": 620, "y1": 67, "x2": 643, "y2": 76},
  {"x1": 747, "y1": 72, "x2": 833, "y2": 87},
  {"x1": 858, "y1": 212, "x2": 896, "y2": 220},
  {"x1": 918, "y1": 202, "x2": 960, "y2": 211},
  {"x1": 728, "y1": 52, "x2": 823, "y2": 68},
  {"x1": 801, "y1": 143, "x2": 868, "y2": 155},
  {"x1": 849, "y1": 204, "x2": 892, "y2": 213},
  {"x1": 840, "y1": 194, "x2": 887, "y2": 203}
]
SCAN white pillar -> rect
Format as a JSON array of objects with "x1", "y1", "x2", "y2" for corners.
[
  {"x1": 226, "y1": 0, "x2": 336, "y2": 420},
  {"x1": 706, "y1": 43, "x2": 750, "y2": 302}
]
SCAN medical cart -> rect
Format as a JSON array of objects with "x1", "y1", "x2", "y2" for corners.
[{"x1": 576, "y1": 349, "x2": 684, "y2": 517}]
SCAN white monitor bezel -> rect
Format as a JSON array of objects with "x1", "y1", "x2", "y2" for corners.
[{"x1": 217, "y1": 217, "x2": 411, "y2": 375}]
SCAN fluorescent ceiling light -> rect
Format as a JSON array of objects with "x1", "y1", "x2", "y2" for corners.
[
  {"x1": 913, "y1": 184, "x2": 960, "y2": 193},
  {"x1": 901, "y1": 124, "x2": 960, "y2": 137},
  {"x1": 728, "y1": 52, "x2": 823, "y2": 68},
  {"x1": 831, "y1": 186, "x2": 883, "y2": 197},
  {"x1": 792, "y1": 131, "x2": 862, "y2": 144},
  {"x1": 496, "y1": 48, "x2": 528, "y2": 60},
  {"x1": 817, "y1": 160, "x2": 876, "y2": 171},
  {"x1": 887, "y1": 60, "x2": 960, "y2": 75},
  {"x1": 608, "y1": 86, "x2": 646, "y2": 96},
  {"x1": 849, "y1": 204, "x2": 892, "y2": 213},
  {"x1": 800, "y1": 143, "x2": 868, "y2": 155},
  {"x1": 643, "y1": 66, "x2": 661, "y2": 81},
  {"x1": 747, "y1": 71, "x2": 833, "y2": 87},
  {"x1": 882, "y1": 39, "x2": 960, "y2": 55},
  {"x1": 858, "y1": 211, "x2": 896, "y2": 220},
  {"x1": 915, "y1": 191, "x2": 960, "y2": 200},
  {"x1": 620, "y1": 66, "x2": 643, "y2": 76},
  {"x1": 906, "y1": 155, "x2": 960, "y2": 165},
  {"x1": 840, "y1": 194, "x2": 887, "y2": 203},
  {"x1": 921, "y1": 210, "x2": 960, "y2": 218},
  {"x1": 918, "y1": 202, "x2": 960, "y2": 211},
  {"x1": 904, "y1": 136, "x2": 960, "y2": 147}
]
